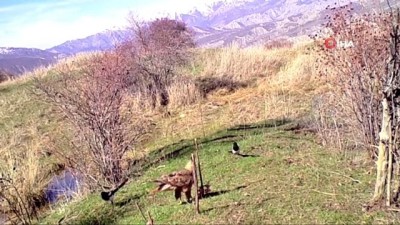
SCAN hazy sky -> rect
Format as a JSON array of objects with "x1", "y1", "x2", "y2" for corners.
[{"x1": 0, "y1": 0, "x2": 223, "y2": 49}]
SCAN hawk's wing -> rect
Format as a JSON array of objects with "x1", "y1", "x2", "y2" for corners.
[{"x1": 155, "y1": 169, "x2": 193, "y2": 188}]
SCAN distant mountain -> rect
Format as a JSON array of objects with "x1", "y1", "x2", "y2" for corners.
[
  {"x1": 0, "y1": 30, "x2": 130, "y2": 76},
  {"x1": 0, "y1": 69, "x2": 14, "y2": 83},
  {"x1": 47, "y1": 29, "x2": 131, "y2": 56},
  {"x1": 1, "y1": 0, "x2": 398, "y2": 76},
  {"x1": 176, "y1": 0, "x2": 356, "y2": 47},
  {"x1": 48, "y1": 0, "x2": 397, "y2": 50},
  {"x1": 177, "y1": 0, "x2": 400, "y2": 47},
  {"x1": 0, "y1": 47, "x2": 60, "y2": 76}
]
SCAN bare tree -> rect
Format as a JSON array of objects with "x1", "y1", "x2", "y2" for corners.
[
  {"x1": 315, "y1": 3, "x2": 400, "y2": 207},
  {"x1": 372, "y1": 7, "x2": 400, "y2": 207},
  {"x1": 0, "y1": 177, "x2": 38, "y2": 225},
  {"x1": 35, "y1": 51, "x2": 149, "y2": 187},
  {"x1": 0, "y1": 70, "x2": 14, "y2": 83},
  {"x1": 313, "y1": 3, "x2": 392, "y2": 158},
  {"x1": 124, "y1": 16, "x2": 196, "y2": 108}
]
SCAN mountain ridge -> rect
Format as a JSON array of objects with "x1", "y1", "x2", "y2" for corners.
[{"x1": 0, "y1": 0, "x2": 395, "y2": 76}]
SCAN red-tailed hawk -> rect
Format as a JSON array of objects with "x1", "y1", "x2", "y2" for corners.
[{"x1": 150, "y1": 160, "x2": 194, "y2": 204}]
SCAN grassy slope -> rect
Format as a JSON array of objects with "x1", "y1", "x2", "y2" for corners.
[
  {"x1": 1, "y1": 46, "x2": 399, "y2": 224},
  {"x1": 40, "y1": 120, "x2": 398, "y2": 224},
  {"x1": 0, "y1": 78, "x2": 57, "y2": 163}
]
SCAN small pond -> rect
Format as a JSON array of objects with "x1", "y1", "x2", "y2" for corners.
[{"x1": 45, "y1": 169, "x2": 82, "y2": 204}]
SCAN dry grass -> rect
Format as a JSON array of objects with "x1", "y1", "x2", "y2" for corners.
[
  {"x1": 0, "y1": 54, "x2": 95, "y2": 223},
  {"x1": 142, "y1": 44, "x2": 322, "y2": 153},
  {"x1": 1, "y1": 43, "x2": 327, "y2": 223},
  {"x1": 194, "y1": 44, "x2": 298, "y2": 82},
  {"x1": 0, "y1": 52, "x2": 98, "y2": 88},
  {"x1": 167, "y1": 76, "x2": 202, "y2": 109},
  {"x1": 264, "y1": 38, "x2": 294, "y2": 50},
  {"x1": 0, "y1": 124, "x2": 55, "y2": 224}
]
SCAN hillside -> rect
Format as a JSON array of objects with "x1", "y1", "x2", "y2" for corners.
[
  {"x1": 1, "y1": 41, "x2": 400, "y2": 224},
  {"x1": 0, "y1": 47, "x2": 60, "y2": 76},
  {"x1": 177, "y1": 0, "x2": 350, "y2": 47},
  {"x1": 41, "y1": 122, "x2": 390, "y2": 224},
  {"x1": 1, "y1": 0, "x2": 397, "y2": 76},
  {"x1": 46, "y1": 29, "x2": 130, "y2": 56}
]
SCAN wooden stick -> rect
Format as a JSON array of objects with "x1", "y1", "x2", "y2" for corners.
[
  {"x1": 323, "y1": 170, "x2": 362, "y2": 183},
  {"x1": 191, "y1": 154, "x2": 200, "y2": 214},
  {"x1": 136, "y1": 202, "x2": 154, "y2": 225},
  {"x1": 387, "y1": 207, "x2": 400, "y2": 212},
  {"x1": 194, "y1": 139, "x2": 204, "y2": 197},
  {"x1": 311, "y1": 189, "x2": 337, "y2": 196},
  {"x1": 135, "y1": 202, "x2": 147, "y2": 223},
  {"x1": 146, "y1": 211, "x2": 154, "y2": 225}
]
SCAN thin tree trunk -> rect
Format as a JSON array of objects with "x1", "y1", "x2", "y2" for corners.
[
  {"x1": 387, "y1": 121, "x2": 393, "y2": 206},
  {"x1": 194, "y1": 139, "x2": 204, "y2": 198},
  {"x1": 393, "y1": 153, "x2": 400, "y2": 201},
  {"x1": 372, "y1": 97, "x2": 390, "y2": 203},
  {"x1": 191, "y1": 154, "x2": 200, "y2": 214}
]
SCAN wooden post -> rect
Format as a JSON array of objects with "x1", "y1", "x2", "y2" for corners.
[
  {"x1": 136, "y1": 202, "x2": 147, "y2": 223},
  {"x1": 191, "y1": 154, "x2": 200, "y2": 214},
  {"x1": 136, "y1": 202, "x2": 154, "y2": 225},
  {"x1": 146, "y1": 211, "x2": 154, "y2": 225},
  {"x1": 194, "y1": 139, "x2": 204, "y2": 198}
]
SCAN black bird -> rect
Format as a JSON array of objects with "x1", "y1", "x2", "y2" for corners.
[
  {"x1": 232, "y1": 142, "x2": 240, "y2": 155},
  {"x1": 101, "y1": 178, "x2": 129, "y2": 205}
]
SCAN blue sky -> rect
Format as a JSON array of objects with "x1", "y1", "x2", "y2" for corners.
[{"x1": 0, "y1": 0, "x2": 221, "y2": 49}]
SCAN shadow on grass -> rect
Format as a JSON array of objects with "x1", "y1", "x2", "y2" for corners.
[
  {"x1": 202, "y1": 185, "x2": 247, "y2": 199},
  {"x1": 227, "y1": 118, "x2": 291, "y2": 131},
  {"x1": 233, "y1": 153, "x2": 260, "y2": 158},
  {"x1": 202, "y1": 197, "x2": 275, "y2": 213},
  {"x1": 74, "y1": 195, "x2": 143, "y2": 225},
  {"x1": 129, "y1": 118, "x2": 293, "y2": 178},
  {"x1": 114, "y1": 193, "x2": 143, "y2": 207}
]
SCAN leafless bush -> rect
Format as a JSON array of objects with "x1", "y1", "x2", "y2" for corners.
[
  {"x1": 0, "y1": 70, "x2": 14, "y2": 83},
  {"x1": 312, "y1": 3, "x2": 400, "y2": 206},
  {"x1": 195, "y1": 77, "x2": 249, "y2": 97},
  {"x1": 264, "y1": 38, "x2": 293, "y2": 50},
  {"x1": 167, "y1": 76, "x2": 202, "y2": 109},
  {"x1": 311, "y1": 92, "x2": 362, "y2": 151},
  {"x1": 0, "y1": 177, "x2": 41, "y2": 225},
  {"x1": 312, "y1": 3, "x2": 392, "y2": 158},
  {"x1": 123, "y1": 16, "x2": 196, "y2": 109},
  {"x1": 0, "y1": 131, "x2": 49, "y2": 225},
  {"x1": 371, "y1": 6, "x2": 400, "y2": 207},
  {"x1": 34, "y1": 50, "x2": 150, "y2": 187}
]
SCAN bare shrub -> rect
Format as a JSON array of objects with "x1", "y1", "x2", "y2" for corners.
[
  {"x1": 34, "y1": 50, "x2": 150, "y2": 187},
  {"x1": 370, "y1": 7, "x2": 400, "y2": 207},
  {"x1": 195, "y1": 77, "x2": 248, "y2": 97},
  {"x1": 312, "y1": 2, "x2": 400, "y2": 207},
  {"x1": 167, "y1": 76, "x2": 202, "y2": 109},
  {"x1": 0, "y1": 70, "x2": 14, "y2": 83},
  {"x1": 123, "y1": 16, "x2": 196, "y2": 109},
  {"x1": 264, "y1": 38, "x2": 294, "y2": 50},
  {"x1": 311, "y1": 92, "x2": 361, "y2": 151},
  {"x1": 196, "y1": 45, "x2": 295, "y2": 82},
  {"x1": 0, "y1": 127, "x2": 50, "y2": 225},
  {"x1": 312, "y1": 3, "x2": 392, "y2": 158}
]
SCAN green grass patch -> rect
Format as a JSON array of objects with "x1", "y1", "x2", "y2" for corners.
[{"x1": 39, "y1": 120, "x2": 400, "y2": 224}]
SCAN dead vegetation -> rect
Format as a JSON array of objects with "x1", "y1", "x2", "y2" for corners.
[
  {"x1": 0, "y1": 15, "x2": 325, "y2": 224},
  {"x1": 0, "y1": 70, "x2": 14, "y2": 83},
  {"x1": 0, "y1": 40, "x2": 321, "y2": 224},
  {"x1": 34, "y1": 51, "x2": 150, "y2": 187},
  {"x1": 311, "y1": 4, "x2": 392, "y2": 157},
  {"x1": 312, "y1": 3, "x2": 400, "y2": 207}
]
